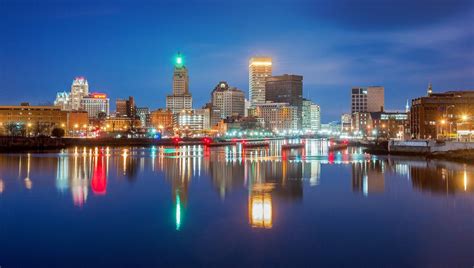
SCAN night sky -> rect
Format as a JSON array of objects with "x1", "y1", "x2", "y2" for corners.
[{"x1": 1, "y1": 0, "x2": 473, "y2": 121}]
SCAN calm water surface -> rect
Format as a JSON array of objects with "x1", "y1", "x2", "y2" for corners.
[{"x1": 0, "y1": 139, "x2": 473, "y2": 267}]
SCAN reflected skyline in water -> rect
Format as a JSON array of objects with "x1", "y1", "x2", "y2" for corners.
[
  {"x1": 0, "y1": 140, "x2": 473, "y2": 267},
  {"x1": 0, "y1": 140, "x2": 472, "y2": 217}
]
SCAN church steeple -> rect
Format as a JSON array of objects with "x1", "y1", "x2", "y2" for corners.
[{"x1": 427, "y1": 82, "x2": 433, "y2": 96}]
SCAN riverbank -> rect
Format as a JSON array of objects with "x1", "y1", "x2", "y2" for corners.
[{"x1": 428, "y1": 150, "x2": 474, "y2": 162}]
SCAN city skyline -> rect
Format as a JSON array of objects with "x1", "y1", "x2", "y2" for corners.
[{"x1": 1, "y1": 0, "x2": 473, "y2": 122}]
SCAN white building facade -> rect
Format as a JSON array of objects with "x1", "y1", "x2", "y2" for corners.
[
  {"x1": 70, "y1": 77, "x2": 89, "y2": 111},
  {"x1": 80, "y1": 93, "x2": 110, "y2": 118}
]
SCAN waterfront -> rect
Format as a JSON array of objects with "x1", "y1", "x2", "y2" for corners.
[{"x1": 0, "y1": 139, "x2": 473, "y2": 267}]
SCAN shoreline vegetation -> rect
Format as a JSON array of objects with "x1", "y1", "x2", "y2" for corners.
[{"x1": 0, "y1": 136, "x2": 472, "y2": 162}]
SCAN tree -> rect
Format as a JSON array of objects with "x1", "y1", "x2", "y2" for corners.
[
  {"x1": 97, "y1": 112, "x2": 107, "y2": 120},
  {"x1": 51, "y1": 127, "x2": 65, "y2": 138},
  {"x1": 5, "y1": 122, "x2": 25, "y2": 136}
]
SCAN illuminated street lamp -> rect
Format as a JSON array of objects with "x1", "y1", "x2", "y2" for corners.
[{"x1": 26, "y1": 123, "x2": 32, "y2": 137}]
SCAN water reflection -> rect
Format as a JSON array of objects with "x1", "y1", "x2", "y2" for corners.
[
  {"x1": 54, "y1": 148, "x2": 111, "y2": 206},
  {"x1": 249, "y1": 184, "x2": 274, "y2": 229},
  {"x1": 411, "y1": 163, "x2": 473, "y2": 194},
  {"x1": 91, "y1": 156, "x2": 107, "y2": 195},
  {"x1": 0, "y1": 140, "x2": 472, "y2": 220},
  {"x1": 352, "y1": 161, "x2": 385, "y2": 196}
]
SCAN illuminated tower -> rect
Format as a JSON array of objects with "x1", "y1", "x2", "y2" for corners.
[
  {"x1": 70, "y1": 77, "x2": 89, "y2": 110},
  {"x1": 427, "y1": 82, "x2": 433, "y2": 96},
  {"x1": 166, "y1": 53, "x2": 193, "y2": 113},
  {"x1": 249, "y1": 57, "x2": 272, "y2": 106},
  {"x1": 172, "y1": 53, "x2": 189, "y2": 95}
]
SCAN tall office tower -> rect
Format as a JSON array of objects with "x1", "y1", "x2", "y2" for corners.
[
  {"x1": 81, "y1": 93, "x2": 110, "y2": 118},
  {"x1": 310, "y1": 103, "x2": 321, "y2": 131},
  {"x1": 302, "y1": 100, "x2": 321, "y2": 132},
  {"x1": 126, "y1": 96, "x2": 136, "y2": 118},
  {"x1": 351, "y1": 86, "x2": 384, "y2": 114},
  {"x1": 249, "y1": 57, "x2": 272, "y2": 106},
  {"x1": 70, "y1": 77, "x2": 89, "y2": 110},
  {"x1": 116, "y1": 96, "x2": 136, "y2": 118},
  {"x1": 302, "y1": 99, "x2": 314, "y2": 131},
  {"x1": 211, "y1": 81, "x2": 245, "y2": 119},
  {"x1": 166, "y1": 53, "x2": 193, "y2": 113},
  {"x1": 116, "y1": 99, "x2": 127, "y2": 116},
  {"x1": 265, "y1": 74, "x2": 303, "y2": 127},
  {"x1": 172, "y1": 53, "x2": 189, "y2": 95}
]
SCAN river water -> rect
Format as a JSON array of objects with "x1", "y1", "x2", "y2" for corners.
[{"x1": 0, "y1": 139, "x2": 473, "y2": 267}]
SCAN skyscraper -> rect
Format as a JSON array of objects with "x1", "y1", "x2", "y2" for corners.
[
  {"x1": 172, "y1": 54, "x2": 189, "y2": 95},
  {"x1": 351, "y1": 86, "x2": 384, "y2": 113},
  {"x1": 70, "y1": 77, "x2": 89, "y2": 110},
  {"x1": 116, "y1": 96, "x2": 136, "y2": 118},
  {"x1": 167, "y1": 53, "x2": 193, "y2": 113},
  {"x1": 116, "y1": 99, "x2": 127, "y2": 116},
  {"x1": 249, "y1": 57, "x2": 272, "y2": 106},
  {"x1": 310, "y1": 103, "x2": 321, "y2": 131},
  {"x1": 211, "y1": 81, "x2": 245, "y2": 119},
  {"x1": 265, "y1": 74, "x2": 303, "y2": 127}
]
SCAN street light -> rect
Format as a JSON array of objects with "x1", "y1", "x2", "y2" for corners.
[
  {"x1": 27, "y1": 123, "x2": 32, "y2": 137},
  {"x1": 461, "y1": 114, "x2": 468, "y2": 121}
]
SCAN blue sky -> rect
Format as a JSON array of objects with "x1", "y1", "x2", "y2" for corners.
[{"x1": 1, "y1": 0, "x2": 473, "y2": 121}]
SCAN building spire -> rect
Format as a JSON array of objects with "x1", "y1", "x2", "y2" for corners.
[
  {"x1": 427, "y1": 82, "x2": 433, "y2": 96},
  {"x1": 405, "y1": 99, "x2": 410, "y2": 113}
]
